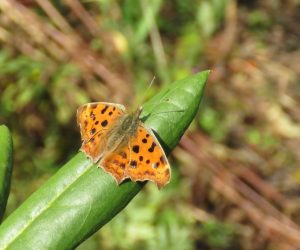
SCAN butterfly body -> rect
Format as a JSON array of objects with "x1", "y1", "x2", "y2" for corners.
[
  {"x1": 77, "y1": 102, "x2": 171, "y2": 188},
  {"x1": 104, "y1": 107, "x2": 141, "y2": 154}
]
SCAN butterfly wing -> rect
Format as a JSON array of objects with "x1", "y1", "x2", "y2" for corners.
[
  {"x1": 77, "y1": 102, "x2": 126, "y2": 162},
  {"x1": 126, "y1": 124, "x2": 171, "y2": 188},
  {"x1": 99, "y1": 146, "x2": 131, "y2": 184},
  {"x1": 100, "y1": 124, "x2": 171, "y2": 188}
]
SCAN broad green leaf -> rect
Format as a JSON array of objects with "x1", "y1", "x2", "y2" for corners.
[
  {"x1": 0, "y1": 125, "x2": 13, "y2": 221},
  {"x1": 0, "y1": 71, "x2": 209, "y2": 250}
]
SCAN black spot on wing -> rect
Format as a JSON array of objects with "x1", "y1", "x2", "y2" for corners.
[
  {"x1": 152, "y1": 162, "x2": 159, "y2": 169},
  {"x1": 132, "y1": 145, "x2": 140, "y2": 153},
  {"x1": 148, "y1": 142, "x2": 156, "y2": 153},
  {"x1": 101, "y1": 120, "x2": 108, "y2": 127},
  {"x1": 160, "y1": 155, "x2": 167, "y2": 164},
  {"x1": 101, "y1": 105, "x2": 109, "y2": 114},
  {"x1": 130, "y1": 160, "x2": 137, "y2": 168},
  {"x1": 90, "y1": 128, "x2": 96, "y2": 135}
]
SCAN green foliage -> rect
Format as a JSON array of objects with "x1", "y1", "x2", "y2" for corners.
[
  {"x1": 199, "y1": 106, "x2": 224, "y2": 139},
  {"x1": 247, "y1": 10, "x2": 272, "y2": 31},
  {"x1": 0, "y1": 125, "x2": 13, "y2": 221},
  {"x1": 0, "y1": 72, "x2": 208, "y2": 249},
  {"x1": 0, "y1": 50, "x2": 89, "y2": 175},
  {"x1": 198, "y1": 219, "x2": 236, "y2": 249},
  {"x1": 0, "y1": 51, "x2": 44, "y2": 114},
  {"x1": 98, "y1": 0, "x2": 227, "y2": 86},
  {"x1": 197, "y1": 0, "x2": 227, "y2": 38}
]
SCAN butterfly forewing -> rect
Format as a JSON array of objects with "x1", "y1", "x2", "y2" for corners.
[
  {"x1": 126, "y1": 125, "x2": 170, "y2": 188},
  {"x1": 100, "y1": 124, "x2": 171, "y2": 188},
  {"x1": 77, "y1": 102, "x2": 125, "y2": 162}
]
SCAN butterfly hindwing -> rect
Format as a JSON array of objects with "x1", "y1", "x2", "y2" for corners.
[
  {"x1": 99, "y1": 146, "x2": 131, "y2": 184},
  {"x1": 77, "y1": 102, "x2": 125, "y2": 162}
]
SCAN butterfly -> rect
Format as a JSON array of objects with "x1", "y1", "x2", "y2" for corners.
[{"x1": 76, "y1": 102, "x2": 171, "y2": 189}]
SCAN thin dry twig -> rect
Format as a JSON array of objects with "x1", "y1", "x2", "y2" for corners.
[
  {"x1": 0, "y1": 0, "x2": 131, "y2": 101},
  {"x1": 34, "y1": 0, "x2": 75, "y2": 34},
  {"x1": 63, "y1": 0, "x2": 100, "y2": 37},
  {"x1": 179, "y1": 135, "x2": 300, "y2": 247}
]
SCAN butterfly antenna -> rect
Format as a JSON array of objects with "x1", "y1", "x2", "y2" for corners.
[
  {"x1": 147, "y1": 76, "x2": 156, "y2": 91},
  {"x1": 135, "y1": 76, "x2": 156, "y2": 109}
]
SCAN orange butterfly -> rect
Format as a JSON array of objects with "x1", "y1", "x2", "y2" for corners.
[{"x1": 77, "y1": 102, "x2": 171, "y2": 188}]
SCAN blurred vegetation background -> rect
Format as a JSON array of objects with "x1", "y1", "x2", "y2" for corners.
[{"x1": 0, "y1": 0, "x2": 299, "y2": 249}]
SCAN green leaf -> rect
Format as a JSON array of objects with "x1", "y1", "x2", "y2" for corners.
[
  {"x1": 0, "y1": 125, "x2": 13, "y2": 221},
  {"x1": 141, "y1": 70, "x2": 208, "y2": 150},
  {"x1": 0, "y1": 71, "x2": 209, "y2": 250}
]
